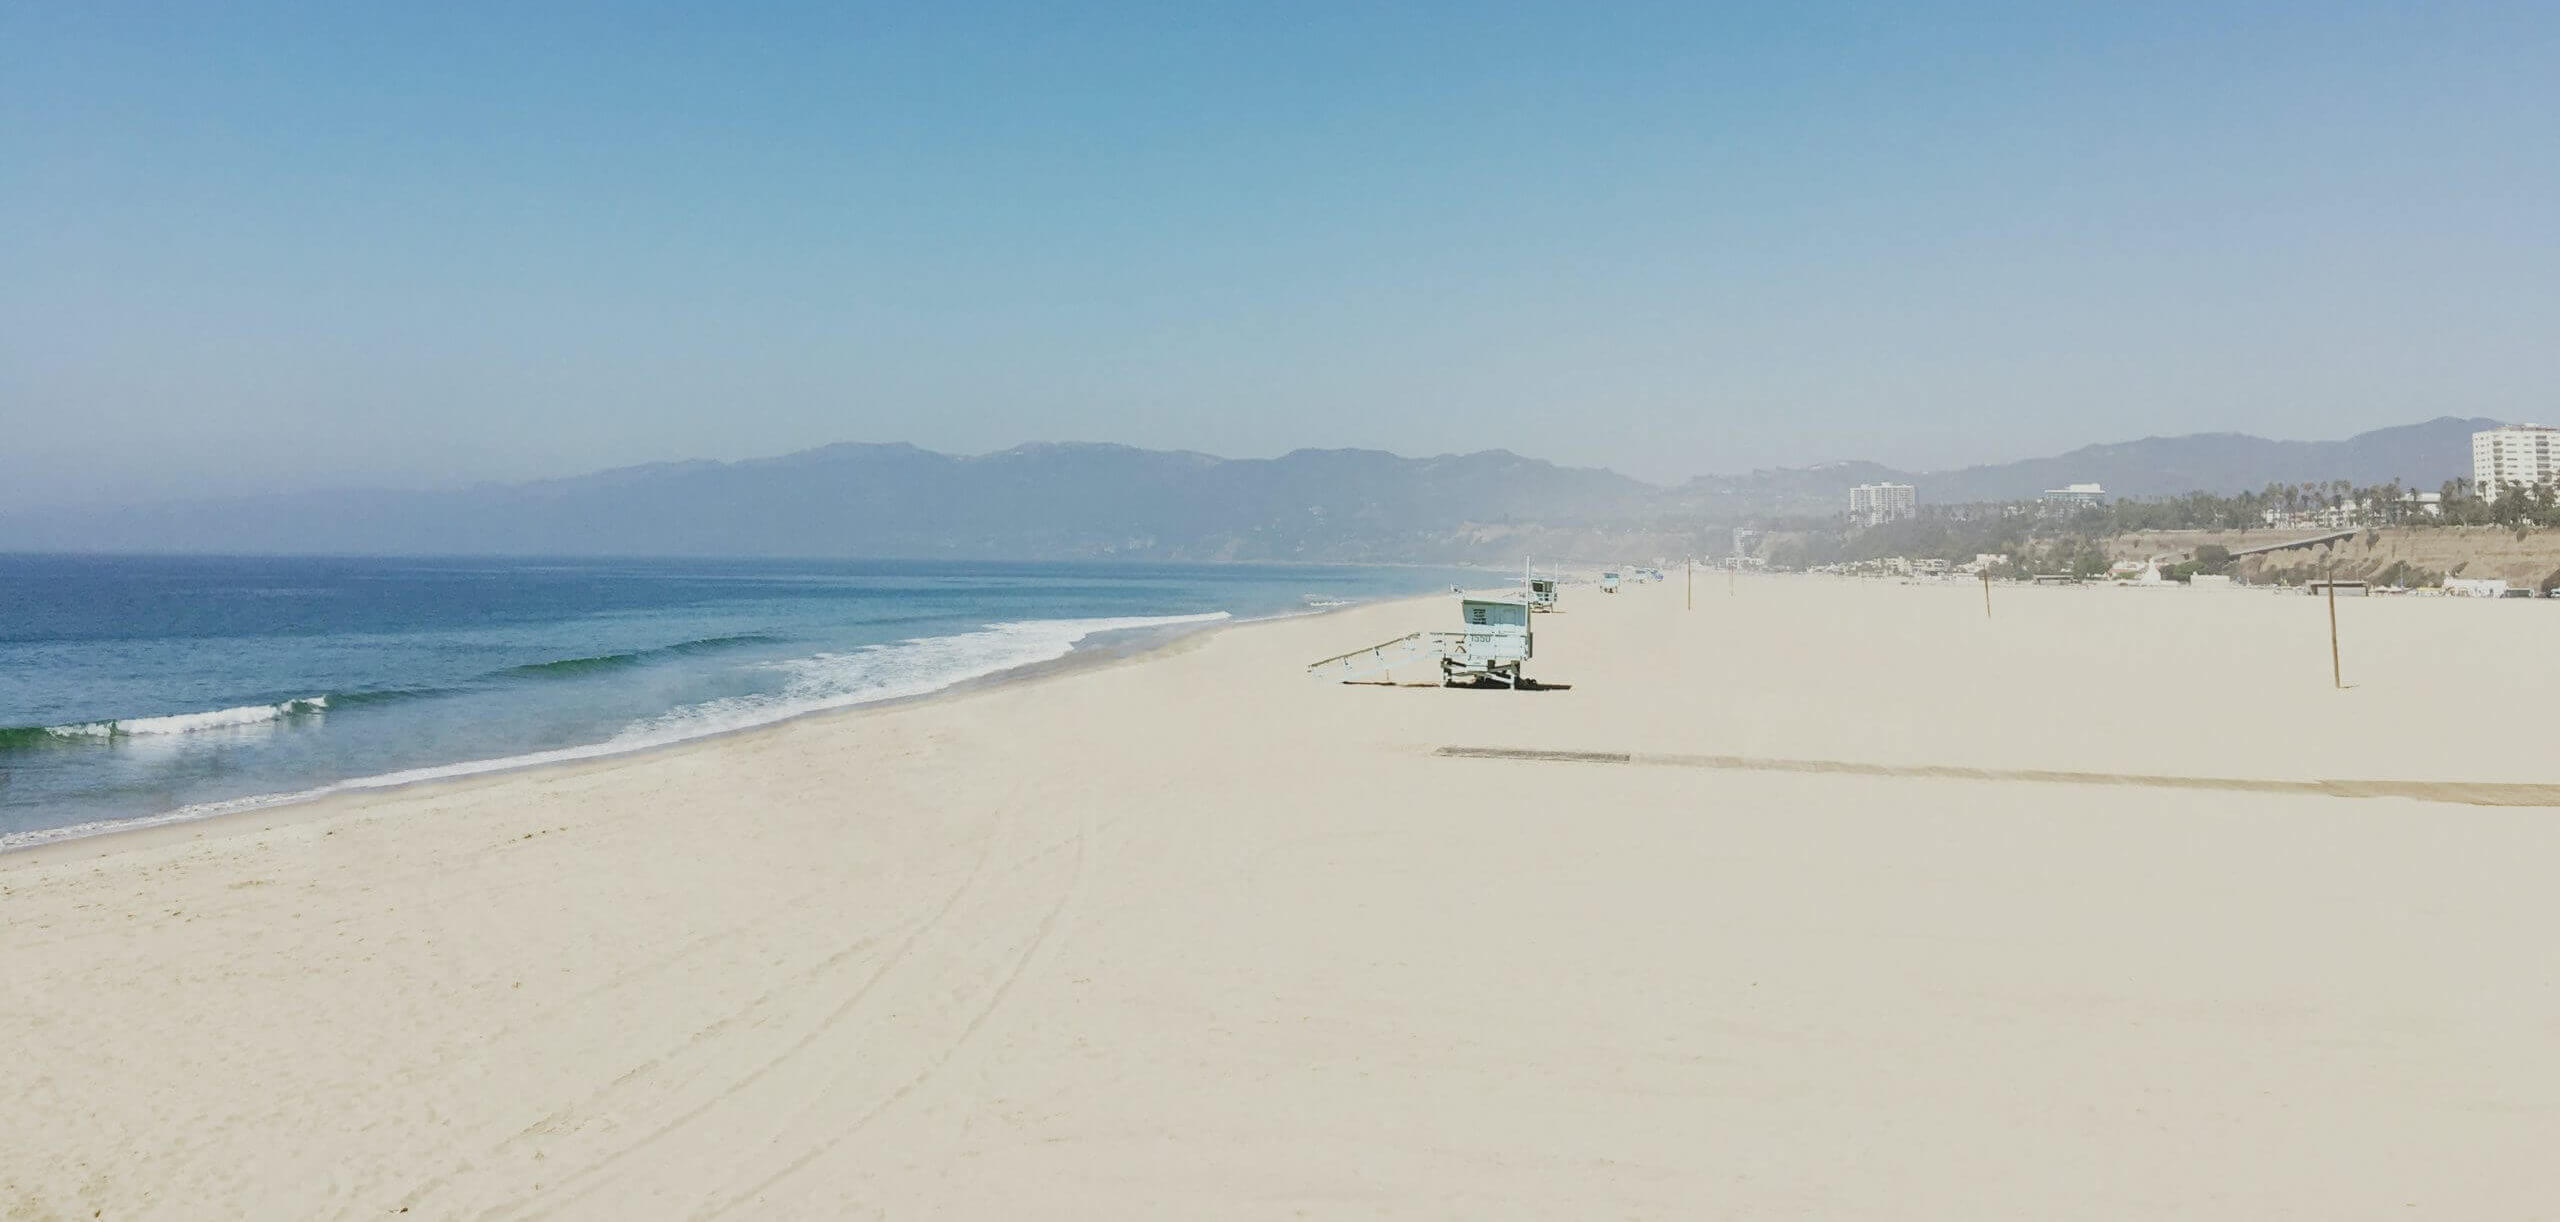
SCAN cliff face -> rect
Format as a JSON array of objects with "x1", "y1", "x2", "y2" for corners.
[{"x1": 2110, "y1": 527, "x2": 2560, "y2": 590}]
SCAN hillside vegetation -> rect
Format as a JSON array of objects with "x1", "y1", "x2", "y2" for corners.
[{"x1": 2107, "y1": 527, "x2": 2560, "y2": 590}]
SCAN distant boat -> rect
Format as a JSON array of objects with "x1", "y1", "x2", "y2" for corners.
[{"x1": 1303, "y1": 594, "x2": 1354, "y2": 608}]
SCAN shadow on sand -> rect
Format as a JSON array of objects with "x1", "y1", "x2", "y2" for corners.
[{"x1": 1340, "y1": 679, "x2": 1573, "y2": 692}]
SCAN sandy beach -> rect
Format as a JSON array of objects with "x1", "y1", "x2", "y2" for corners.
[{"x1": 8, "y1": 574, "x2": 2559, "y2": 1218}]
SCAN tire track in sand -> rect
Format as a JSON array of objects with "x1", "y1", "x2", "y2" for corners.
[
  {"x1": 1436, "y1": 745, "x2": 2560, "y2": 807},
  {"x1": 683, "y1": 801, "x2": 1092, "y2": 1220},
  {"x1": 464, "y1": 784, "x2": 1022, "y2": 1222}
]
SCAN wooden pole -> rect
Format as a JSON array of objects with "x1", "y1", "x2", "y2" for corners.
[
  {"x1": 2327, "y1": 560, "x2": 2342, "y2": 689},
  {"x1": 1982, "y1": 568, "x2": 1993, "y2": 619}
]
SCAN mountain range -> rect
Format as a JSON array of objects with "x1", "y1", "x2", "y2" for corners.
[
  {"x1": 1673, "y1": 416, "x2": 2502, "y2": 518},
  {"x1": 0, "y1": 417, "x2": 2507, "y2": 562}
]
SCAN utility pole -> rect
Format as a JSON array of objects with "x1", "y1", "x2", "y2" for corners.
[{"x1": 2327, "y1": 559, "x2": 2343, "y2": 689}]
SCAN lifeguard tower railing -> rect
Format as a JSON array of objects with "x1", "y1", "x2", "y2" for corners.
[{"x1": 1306, "y1": 598, "x2": 1533, "y2": 687}]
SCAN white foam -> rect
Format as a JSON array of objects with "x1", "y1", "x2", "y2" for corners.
[
  {"x1": 114, "y1": 697, "x2": 328, "y2": 736},
  {"x1": 1, "y1": 614, "x2": 1226, "y2": 854},
  {"x1": 41, "y1": 722, "x2": 116, "y2": 741},
  {"x1": 36, "y1": 696, "x2": 329, "y2": 743},
  {"x1": 612, "y1": 612, "x2": 1229, "y2": 745}
]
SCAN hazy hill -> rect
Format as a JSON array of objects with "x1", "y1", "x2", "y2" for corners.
[
  {"x1": 1914, "y1": 416, "x2": 2501, "y2": 502},
  {"x1": 0, "y1": 418, "x2": 2508, "y2": 560},
  {"x1": 1670, "y1": 416, "x2": 2500, "y2": 514},
  {"x1": 1668, "y1": 460, "x2": 1915, "y2": 519},
  {"x1": 0, "y1": 443, "x2": 1665, "y2": 562}
]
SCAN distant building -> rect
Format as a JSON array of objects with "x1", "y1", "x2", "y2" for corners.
[
  {"x1": 1848, "y1": 482, "x2": 1916, "y2": 526},
  {"x1": 2041, "y1": 483, "x2": 2106, "y2": 506},
  {"x1": 2473, "y1": 424, "x2": 2560, "y2": 499}
]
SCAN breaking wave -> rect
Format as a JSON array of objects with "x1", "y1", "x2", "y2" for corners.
[
  {"x1": 612, "y1": 613, "x2": 1228, "y2": 745},
  {"x1": 1, "y1": 613, "x2": 1228, "y2": 852},
  {"x1": 1, "y1": 697, "x2": 331, "y2": 749},
  {"x1": 0, "y1": 685, "x2": 480, "y2": 752}
]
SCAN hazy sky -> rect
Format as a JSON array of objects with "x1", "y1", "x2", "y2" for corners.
[{"x1": 6, "y1": 2, "x2": 2557, "y2": 507}]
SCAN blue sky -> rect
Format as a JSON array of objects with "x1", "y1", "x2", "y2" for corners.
[{"x1": 5, "y1": 1, "x2": 2556, "y2": 506}]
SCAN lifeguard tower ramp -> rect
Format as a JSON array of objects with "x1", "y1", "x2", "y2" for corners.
[{"x1": 1306, "y1": 598, "x2": 1534, "y2": 688}]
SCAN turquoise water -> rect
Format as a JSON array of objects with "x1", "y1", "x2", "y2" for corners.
[{"x1": 0, "y1": 555, "x2": 1474, "y2": 847}]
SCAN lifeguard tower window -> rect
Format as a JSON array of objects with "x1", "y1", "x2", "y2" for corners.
[{"x1": 1467, "y1": 605, "x2": 1491, "y2": 626}]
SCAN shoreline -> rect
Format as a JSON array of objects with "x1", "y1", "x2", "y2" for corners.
[
  {"x1": 13, "y1": 573, "x2": 2560, "y2": 1216},
  {"x1": 1, "y1": 593, "x2": 1442, "y2": 866}
]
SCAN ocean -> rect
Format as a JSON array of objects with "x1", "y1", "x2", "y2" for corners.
[{"x1": 0, "y1": 554, "x2": 1477, "y2": 848}]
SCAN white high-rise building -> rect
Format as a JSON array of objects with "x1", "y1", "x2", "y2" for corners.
[
  {"x1": 2473, "y1": 424, "x2": 2560, "y2": 499},
  {"x1": 1848, "y1": 482, "x2": 1916, "y2": 527}
]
